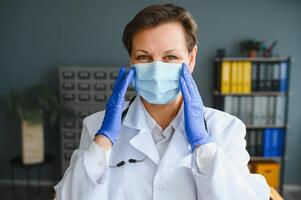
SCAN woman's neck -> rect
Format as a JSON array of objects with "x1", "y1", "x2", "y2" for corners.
[{"x1": 141, "y1": 95, "x2": 183, "y2": 130}]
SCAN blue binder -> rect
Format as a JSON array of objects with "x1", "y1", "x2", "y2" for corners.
[
  {"x1": 278, "y1": 129, "x2": 285, "y2": 156},
  {"x1": 263, "y1": 128, "x2": 273, "y2": 157},
  {"x1": 264, "y1": 128, "x2": 285, "y2": 157},
  {"x1": 271, "y1": 129, "x2": 280, "y2": 156},
  {"x1": 279, "y1": 62, "x2": 288, "y2": 92}
]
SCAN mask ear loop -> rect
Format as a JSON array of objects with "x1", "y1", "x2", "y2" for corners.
[
  {"x1": 186, "y1": 51, "x2": 192, "y2": 67},
  {"x1": 129, "y1": 59, "x2": 133, "y2": 67}
]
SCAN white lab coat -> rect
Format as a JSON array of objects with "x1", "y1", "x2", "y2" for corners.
[{"x1": 54, "y1": 95, "x2": 271, "y2": 200}]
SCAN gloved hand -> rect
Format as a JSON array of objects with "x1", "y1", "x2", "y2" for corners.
[
  {"x1": 179, "y1": 63, "x2": 212, "y2": 151},
  {"x1": 95, "y1": 66, "x2": 135, "y2": 144}
]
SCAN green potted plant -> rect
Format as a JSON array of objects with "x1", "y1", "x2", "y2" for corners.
[
  {"x1": 239, "y1": 39, "x2": 262, "y2": 57},
  {"x1": 0, "y1": 84, "x2": 62, "y2": 164}
]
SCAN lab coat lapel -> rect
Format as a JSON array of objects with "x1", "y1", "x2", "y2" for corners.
[
  {"x1": 122, "y1": 95, "x2": 160, "y2": 165},
  {"x1": 157, "y1": 109, "x2": 192, "y2": 171},
  {"x1": 129, "y1": 129, "x2": 160, "y2": 165}
]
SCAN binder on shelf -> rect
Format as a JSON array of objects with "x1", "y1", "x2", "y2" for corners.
[
  {"x1": 242, "y1": 61, "x2": 252, "y2": 93},
  {"x1": 275, "y1": 96, "x2": 286, "y2": 126},
  {"x1": 245, "y1": 96, "x2": 253, "y2": 125},
  {"x1": 251, "y1": 62, "x2": 258, "y2": 91},
  {"x1": 231, "y1": 96, "x2": 240, "y2": 118},
  {"x1": 279, "y1": 62, "x2": 288, "y2": 92},
  {"x1": 258, "y1": 62, "x2": 266, "y2": 91},
  {"x1": 237, "y1": 62, "x2": 243, "y2": 93},
  {"x1": 267, "y1": 96, "x2": 276, "y2": 125},
  {"x1": 278, "y1": 129, "x2": 285, "y2": 156},
  {"x1": 271, "y1": 129, "x2": 279, "y2": 156},
  {"x1": 272, "y1": 128, "x2": 285, "y2": 156},
  {"x1": 249, "y1": 130, "x2": 257, "y2": 156},
  {"x1": 259, "y1": 96, "x2": 268, "y2": 125},
  {"x1": 263, "y1": 128, "x2": 273, "y2": 157},
  {"x1": 220, "y1": 61, "x2": 231, "y2": 94},
  {"x1": 266, "y1": 63, "x2": 273, "y2": 91},
  {"x1": 253, "y1": 96, "x2": 261, "y2": 126},
  {"x1": 247, "y1": 129, "x2": 285, "y2": 157},
  {"x1": 231, "y1": 62, "x2": 239, "y2": 93},
  {"x1": 255, "y1": 130, "x2": 263, "y2": 156},
  {"x1": 263, "y1": 128, "x2": 285, "y2": 157},
  {"x1": 222, "y1": 95, "x2": 285, "y2": 127},
  {"x1": 224, "y1": 96, "x2": 232, "y2": 114},
  {"x1": 272, "y1": 63, "x2": 280, "y2": 91},
  {"x1": 246, "y1": 131, "x2": 251, "y2": 153},
  {"x1": 239, "y1": 96, "x2": 247, "y2": 123},
  {"x1": 216, "y1": 57, "x2": 289, "y2": 93}
]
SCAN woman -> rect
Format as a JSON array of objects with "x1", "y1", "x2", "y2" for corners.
[{"x1": 54, "y1": 4, "x2": 270, "y2": 200}]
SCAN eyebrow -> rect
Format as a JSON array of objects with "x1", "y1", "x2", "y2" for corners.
[
  {"x1": 134, "y1": 49, "x2": 149, "y2": 54},
  {"x1": 164, "y1": 49, "x2": 177, "y2": 53},
  {"x1": 134, "y1": 49, "x2": 178, "y2": 54}
]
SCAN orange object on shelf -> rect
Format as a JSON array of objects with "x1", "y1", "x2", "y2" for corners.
[{"x1": 250, "y1": 161, "x2": 280, "y2": 190}]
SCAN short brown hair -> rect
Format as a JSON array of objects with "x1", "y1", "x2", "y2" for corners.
[{"x1": 122, "y1": 4, "x2": 198, "y2": 55}]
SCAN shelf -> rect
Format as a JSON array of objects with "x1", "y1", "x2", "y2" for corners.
[
  {"x1": 245, "y1": 125, "x2": 286, "y2": 129},
  {"x1": 250, "y1": 156, "x2": 282, "y2": 162},
  {"x1": 214, "y1": 57, "x2": 289, "y2": 62},
  {"x1": 213, "y1": 91, "x2": 288, "y2": 96},
  {"x1": 213, "y1": 55, "x2": 290, "y2": 196}
]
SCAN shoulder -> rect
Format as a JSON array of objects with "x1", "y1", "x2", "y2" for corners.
[
  {"x1": 83, "y1": 110, "x2": 106, "y2": 126},
  {"x1": 82, "y1": 101, "x2": 130, "y2": 139},
  {"x1": 204, "y1": 107, "x2": 246, "y2": 142},
  {"x1": 204, "y1": 106, "x2": 245, "y2": 127},
  {"x1": 82, "y1": 110, "x2": 106, "y2": 139}
]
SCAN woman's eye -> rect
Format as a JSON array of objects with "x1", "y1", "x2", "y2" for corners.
[
  {"x1": 136, "y1": 55, "x2": 150, "y2": 62},
  {"x1": 165, "y1": 55, "x2": 178, "y2": 61}
]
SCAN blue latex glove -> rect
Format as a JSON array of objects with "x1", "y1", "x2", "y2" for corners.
[
  {"x1": 95, "y1": 66, "x2": 135, "y2": 144},
  {"x1": 179, "y1": 63, "x2": 212, "y2": 151}
]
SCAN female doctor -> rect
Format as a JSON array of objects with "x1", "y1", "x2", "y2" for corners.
[{"x1": 54, "y1": 4, "x2": 271, "y2": 200}]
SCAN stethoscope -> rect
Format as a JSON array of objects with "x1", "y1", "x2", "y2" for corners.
[{"x1": 109, "y1": 95, "x2": 208, "y2": 168}]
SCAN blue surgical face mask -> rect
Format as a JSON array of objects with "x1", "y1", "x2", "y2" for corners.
[{"x1": 131, "y1": 61, "x2": 183, "y2": 104}]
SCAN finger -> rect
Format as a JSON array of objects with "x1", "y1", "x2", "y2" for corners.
[
  {"x1": 183, "y1": 63, "x2": 200, "y2": 98},
  {"x1": 184, "y1": 67, "x2": 202, "y2": 100},
  {"x1": 108, "y1": 66, "x2": 126, "y2": 105},
  {"x1": 114, "y1": 66, "x2": 126, "y2": 88},
  {"x1": 179, "y1": 77, "x2": 191, "y2": 103},
  {"x1": 181, "y1": 63, "x2": 195, "y2": 97},
  {"x1": 126, "y1": 67, "x2": 135, "y2": 85},
  {"x1": 113, "y1": 67, "x2": 135, "y2": 105},
  {"x1": 120, "y1": 67, "x2": 135, "y2": 96}
]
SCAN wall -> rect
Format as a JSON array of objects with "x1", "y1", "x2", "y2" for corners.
[{"x1": 0, "y1": 0, "x2": 300, "y2": 185}]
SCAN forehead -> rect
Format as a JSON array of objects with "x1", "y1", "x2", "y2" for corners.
[{"x1": 132, "y1": 22, "x2": 187, "y2": 53}]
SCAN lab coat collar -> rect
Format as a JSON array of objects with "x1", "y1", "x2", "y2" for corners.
[
  {"x1": 123, "y1": 95, "x2": 160, "y2": 164},
  {"x1": 122, "y1": 95, "x2": 148, "y2": 130},
  {"x1": 141, "y1": 97, "x2": 184, "y2": 134},
  {"x1": 123, "y1": 95, "x2": 191, "y2": 167}
]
